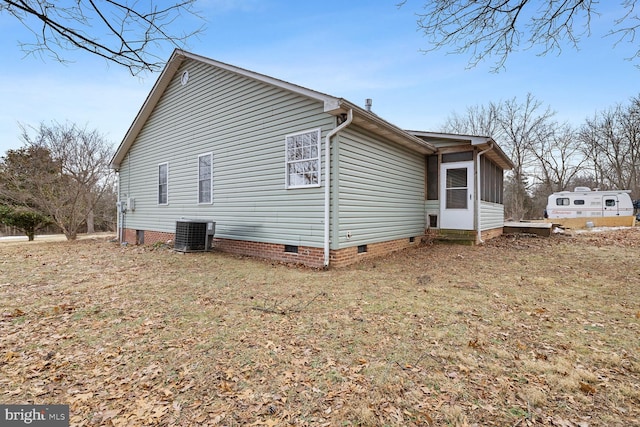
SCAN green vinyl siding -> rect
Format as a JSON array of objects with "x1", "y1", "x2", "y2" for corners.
[
  {"x1": 334, "y1": 126, "x2": 426, "y2": 249},
  {"x1": 480, "y1": 201, "x2": 504, "y2": 231},
  {"x1": 118, "y1": 58, "x2": 333, "y2": 247}
]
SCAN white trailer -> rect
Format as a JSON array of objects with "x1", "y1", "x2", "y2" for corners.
[{"x1": 545, "y1": 187, "x2": 635, "y2": 227}]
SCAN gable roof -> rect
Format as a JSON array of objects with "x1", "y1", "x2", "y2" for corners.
[{"x1": 111, "y1": 49, "x2": 436, "y2": 169}]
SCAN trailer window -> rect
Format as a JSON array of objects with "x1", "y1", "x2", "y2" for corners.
[
  {"x1": 605, "y1": 199, "x2": 616, "y2": 207},
  {"x1": 573, "y1": 199, "x2": 585, "y2": 205},
  {"x1": 556, "y1": 198, "x2": 570, "y2": 206}
]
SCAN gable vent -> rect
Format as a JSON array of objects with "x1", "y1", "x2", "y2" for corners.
[{"x1": 174, "y1": 219, "x2": 215, "y2": 252}]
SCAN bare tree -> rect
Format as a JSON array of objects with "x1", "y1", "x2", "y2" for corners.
[
  {"x1": 92, "y1": 181, "x2": 118, "y2": 232},
  {"x1": 11, "y1": 122, "x2": 115, "y2": 240},
  {"x1": 1, "y1": 0, "x2": 203, "y2": 74},
  {"x1": 442, "y1": 93, "x2": 555, "y2": 219},
  {"x1": 578, "y1": 98, "x2": 640, "y2": 196},
  {"x1": 401, "y1": 0, "x2": 639, "y2": 71},
  {"x1": 621, "y1": 95, "x2": 640, "y2": 196},
  {"x1": 441, "y1": 102, "x2": 503, "y2": 137},
  {"x1": 581, "y1": 108, "x2": 626, "y2": 190},
  {"x1": 577, "y1": 117, "x2": 607, "y2": 189},
  {"x1": 529, "y1": 122, "x2": 586, "y2": 194}
]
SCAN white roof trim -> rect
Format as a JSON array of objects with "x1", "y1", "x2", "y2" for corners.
[
  {"x1": 407, "y1": 130, "x2": 514, "y2": 170},
  {"x1": 408, "y1": 130, "x2": 491, "y2": 145},
  {"x1": 340, "y1": 100, "x2": 436, "y2": 154},
  {"x1": 180, "y1": 50, "x2": 339, "y2": 106},
  {"x1": 111, "y1": 50, "x2": 185, "y2": 169},
  {"x1": 111, "y1": 50, "x2": 344, "y2": 169},
  {"x1": 111, "y1": 49, "x2": 438, "y2": 168}
]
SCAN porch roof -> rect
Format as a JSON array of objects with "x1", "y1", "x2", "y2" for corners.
[{"x1": 407, "y1": 131, "x2": 514, "y2": 170}]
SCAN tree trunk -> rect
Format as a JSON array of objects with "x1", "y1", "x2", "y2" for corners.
[
  {"x1": 86, "y1": 208, "x2": 95, "y2": 234},
  {"x1": 62, "y1": 225, "x2": 77, "y2": 241}
]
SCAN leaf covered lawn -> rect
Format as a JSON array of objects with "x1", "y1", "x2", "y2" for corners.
[{"x1": 1, "y1": 228, "x2": 639, "y2": 426}]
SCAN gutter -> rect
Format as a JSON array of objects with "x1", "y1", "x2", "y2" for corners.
[
  {"x1": 324, "y1": 109, "x2": 353, "y2": 267},
  {"x1": 476, "y1": 142, "x2": 494, "y2": 244},
  {"x1": 338, "y1": 100, "x2": 436, "y2": 154}
]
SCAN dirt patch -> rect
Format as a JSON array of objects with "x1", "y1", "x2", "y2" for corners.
[{"x1": 1, "y1": 230, "x2": 639, "y2": 426}]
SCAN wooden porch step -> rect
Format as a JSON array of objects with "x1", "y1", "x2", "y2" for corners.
[
  {"x1": 503, "y1": 221, "x2": 552, "y2": 237},
  {"x1": 430, "y1": 229, "x2": 477, "y2": 245}
]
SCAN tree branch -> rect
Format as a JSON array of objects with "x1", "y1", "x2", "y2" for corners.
[
  {"x1": 1, "y1": 0, "x2": 204, "y2": 74},
  {"x1": 407, "y1": 0, "x2": 622, "y2": 71}
]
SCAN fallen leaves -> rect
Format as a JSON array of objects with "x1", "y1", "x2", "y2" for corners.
[
  {"x1": 3, "y1": 308, "x2": 26, "y2": 318},
  {"x1": 468, "y1": 338, "x2": 483, "y2": 350},
  {"x1": 4, "y1": 350, "x2": 19, "y2": 362},
  {"x1": 1, "y1": 231, "x2": 639, "y2": 425},
  {"x1": 579, "y1": 382, "x2": 596, "y2": 395}
]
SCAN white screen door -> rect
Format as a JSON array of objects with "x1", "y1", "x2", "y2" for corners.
[{"x1": 440, "y1": 161, "x2": 474, "y2": 230}]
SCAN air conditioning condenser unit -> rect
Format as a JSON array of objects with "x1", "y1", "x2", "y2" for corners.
[{"x1": 174, "y1": 219, "x2": 215, "y2": 252}]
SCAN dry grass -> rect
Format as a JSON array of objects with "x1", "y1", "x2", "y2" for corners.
[{"x1": 1, "y1": 229, "x2": 639, "y2": 426}]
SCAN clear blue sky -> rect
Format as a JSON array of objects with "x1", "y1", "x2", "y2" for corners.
[{"x1": 0, "y1": 1, "x2": 637, "y2": 155}]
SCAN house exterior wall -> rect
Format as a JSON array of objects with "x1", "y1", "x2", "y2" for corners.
[
  {"x1": 329, "y1": 235, "x2": 422, "y2": 267},
  {"x1": 480, "y1": 201, "x2": 505, "y2": 231},
  {"x1": 115, "y1": 53, "x2": 512, "y2": 266},
  {"x1": 333, "y1": 126, "x2": 426, "y2": 249},
  {"x1": 121, "y1": 228, "x2": 424, "y2": 268},
  {"x1": 425, "y1": 200, "x2": 440, "y2": 228},
  {"x1": 117, "y1": 58, "x2": 334, "y2": 248}
]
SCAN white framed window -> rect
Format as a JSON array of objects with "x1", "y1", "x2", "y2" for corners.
[
  {"x1": 198, "y1": 153, "x2": 213, "y2": 204},
  {"x1": 158, "y1": 162, "x2": 169, "y2": 205},
  {"x1": 285, "y1": 128, "x2": 321, "y2": 188}
]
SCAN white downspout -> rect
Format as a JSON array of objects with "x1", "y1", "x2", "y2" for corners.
[
  {"x1": 116, "y1": 172, "x2": 121, "y2": 243},
  {"x1": 476, "y1": 143, "x2": 494, "y2": 244},
  {"x1": 324, "y1": 109, "x2": 353, "y2": 267}
]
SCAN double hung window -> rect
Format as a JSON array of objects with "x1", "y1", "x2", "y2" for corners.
[
  {"x1": 285, "y1": 129, "x2": 321, "y2": 188},
  {"x1": 158, "y1": 163, "x2": 168, "y2": 205},
  {"x1": 198, "y1": 153, "x2": 213, "y2": 204}
]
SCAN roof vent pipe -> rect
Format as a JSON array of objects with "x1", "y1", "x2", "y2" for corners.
[{"x1": 365, "y1": 98, "x2": 372, "y2": 112}]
